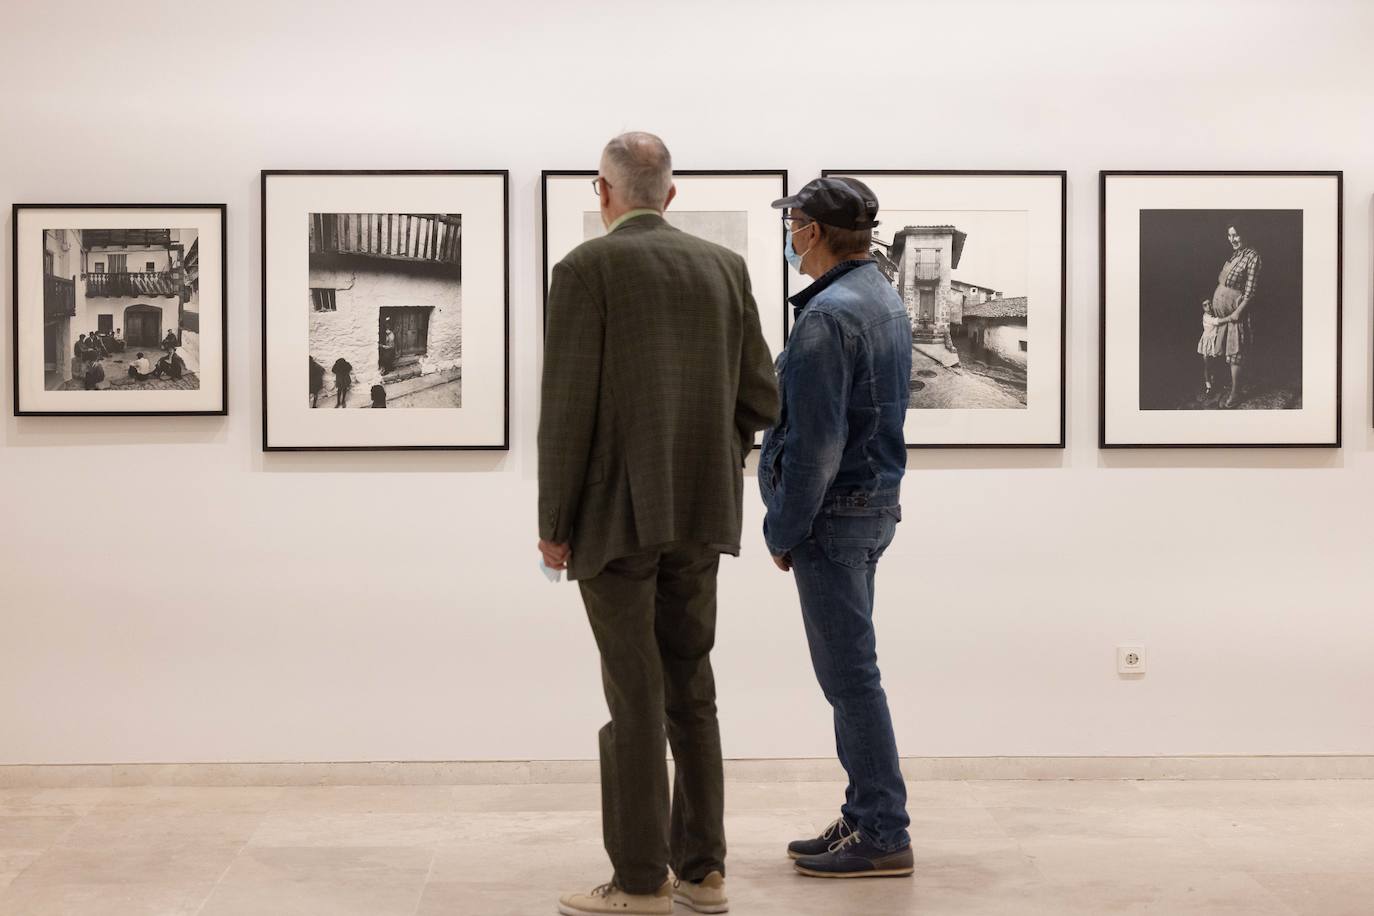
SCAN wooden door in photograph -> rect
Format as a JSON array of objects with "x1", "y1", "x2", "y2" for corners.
[
  {"x1": 381, "y1": 307, "x2": 431, "y2": 359},
  {"x1": 124, "y1": 304, "x2": 162, "y2": 347},
  {"x1": 918, "y1": 288, "x2": 936, "y2": 324}
]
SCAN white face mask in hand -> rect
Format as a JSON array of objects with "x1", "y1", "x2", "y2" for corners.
[{"x1": 539, "y1": 558, "x2": 563, "y2": 583}]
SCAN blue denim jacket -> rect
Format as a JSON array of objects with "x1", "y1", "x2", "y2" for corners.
[{"x1": 759, "y1": 260, "x2": 912, "y2": 555}]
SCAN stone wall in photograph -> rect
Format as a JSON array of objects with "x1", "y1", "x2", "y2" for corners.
[{"x1": 308, "y1": 264, "x2": 462, "y2": 396}]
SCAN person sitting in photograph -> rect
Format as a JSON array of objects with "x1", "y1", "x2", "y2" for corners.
[
  {"x1": 1202, "y1": 219, "x2": 1261, "y2": 409},
  {"x1": 369, "y1": 384, "x2": 387, "y2": 408},
  {"x1": 152, "y1": 349, "x2": 186, "y2": 380},
  {"x1": 90, "y1": 332, "x2": 110, "y2": 357},
  {"x1": 71, "y1": 336, "x2": 88, "y2": 377},
  {"x1": 83, "y1": 360, "x2": 106, "y2": 390},
  {"x1": 331, "y1": 357, "x2": 353, "y2": 408},
  {"x1": 309, "y1": 357, "x2": 326, "y2": 408},
  {"x1": 112, "y1": 328, "x2": 125, "y2": 351},
  {"x1": 128, "y1": 352, "x2": 154, "y2": 381},
  {"x1": 161, "y1": 330, "x2": 179, "y2": 354}
]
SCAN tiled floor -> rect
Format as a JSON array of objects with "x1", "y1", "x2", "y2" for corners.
[{"x1": 1, "y1": 779, "x2": 1372, "y2": 915}]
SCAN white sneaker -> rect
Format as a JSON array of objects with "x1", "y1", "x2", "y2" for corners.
[
  {"x1": 557, "y1": 880, "x2": 672, "y2": 915},
  {"x1": 672, "y1": 871, "x2": 729, "y2": 913}
]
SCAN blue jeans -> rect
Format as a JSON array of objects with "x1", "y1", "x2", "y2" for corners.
[{"x1": 789, "y1": 488, "x2": 910, "y2": 852}]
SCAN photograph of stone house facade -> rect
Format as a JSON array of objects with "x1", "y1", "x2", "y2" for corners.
[
  {"x1": 872, "y1": 211, "x2": 1029, "y2": 409},
  {"x1": 40, "y1": 228, "x2": 200, "y2": 391},
  {"x1": 307, "y1": 213, "x2": 462, "y2": 409}
]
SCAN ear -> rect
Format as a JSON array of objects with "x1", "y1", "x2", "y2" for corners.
[{"x1": 663, "y1": 184, "x2": 677, "y2": 211}]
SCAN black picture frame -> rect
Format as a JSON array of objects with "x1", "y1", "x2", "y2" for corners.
[
  {"x1": 12, "y1": 202, "x2": 229, "y2": 417},
  {"x1": 539, "y1": 169, "x2": 789, "y2": 345},
  {"x1": 1098, "y1": 170, "x2": 1343, "y2": 449},
  {"x1": 260, "y1": 169, "x2": 510, "y2": 452},
  {"x1": 820, "y1": 169, "x2": 1068, "y2": 449}
]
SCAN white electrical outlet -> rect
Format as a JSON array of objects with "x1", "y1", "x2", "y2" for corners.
[{"x1": 1117, "y1": 646, "x2": 1146, "y2": 676}]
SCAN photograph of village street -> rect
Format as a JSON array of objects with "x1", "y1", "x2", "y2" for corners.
[
  {"x1": 39, "y1": 228, "x2": 201, "y2": 393},
  {"x1": 868, "y1": 210, "x2": 1030, "y2": 409},
  {"x1": 307, "y1": 213, "x2": 463, "y2": 410}
]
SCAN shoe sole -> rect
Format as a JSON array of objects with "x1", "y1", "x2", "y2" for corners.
[
  {"x1": 793, "y1": 865, "x2": 915, "y2": 879},
  {"x1": 786, "y1": 850, "x2": 802, "y2": 860},
  {"x1": 672, "y1": 894, "x2": 729, "y2": 914},
  {"x1": 558, "y1": 906, "x2": 670, "y2": 916}
]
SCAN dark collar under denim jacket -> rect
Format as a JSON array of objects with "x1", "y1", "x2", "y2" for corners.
[{"x1": 758, "y1": 260, "x2": 912, "y2": 556}]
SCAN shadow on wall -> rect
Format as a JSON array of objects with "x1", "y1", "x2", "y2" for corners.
[{"x1": 3, "y1": 415, "x2": 228, "y2": 449}]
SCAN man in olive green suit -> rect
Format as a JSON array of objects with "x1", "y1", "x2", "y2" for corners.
[{"x1": 539, "y1": 132, "x2": 778, "y2": 916}]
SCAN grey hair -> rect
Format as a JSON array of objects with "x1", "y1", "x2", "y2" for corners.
[{"x1": 601, "y1": 131, "x2": 673, "y2": 209}]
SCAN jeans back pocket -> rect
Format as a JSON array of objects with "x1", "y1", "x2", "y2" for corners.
[{"x1": 820, "y1": 507, "x2": 898, "y2": 569}]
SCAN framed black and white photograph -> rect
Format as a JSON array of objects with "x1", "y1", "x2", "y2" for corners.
[
  {"x1": 12, "y1": 204, "x2": 226, "y2": 416},
  {"x1": 1100, "y1": 171, "x2": 1342, "y2": 448},
  {"x1": 820, "y1": 171, "x2": 1066, "y2": 448},
  {"x1": 262, "y1": 170, "x2": 509, "y2": 451},
  {"x1": 541, "y1": 170, "x2": 788, "y2": 360}
]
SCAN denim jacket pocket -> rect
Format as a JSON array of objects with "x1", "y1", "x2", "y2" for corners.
[
  {"x1": 820, "y1": 508, "x2": 898, "y2": 569},
  {"x1": 759, "y1": 429, "x2": 785, "y2": 496}
]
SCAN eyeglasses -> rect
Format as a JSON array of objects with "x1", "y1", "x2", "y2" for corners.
[
  {"x1": 592, "y1": 176, "x2": 612, "y2": 196},
  {"x1": 782, "y1": 214, "x2": 814, "y2": 229}
]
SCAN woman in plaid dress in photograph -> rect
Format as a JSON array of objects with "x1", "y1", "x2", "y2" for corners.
[{"x1": 1198, "y1": 220, "x2": 1260, "y2": 408}]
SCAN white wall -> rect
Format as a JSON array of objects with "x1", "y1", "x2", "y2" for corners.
[{"x1": 3, "y1": 0, "x2": 1373, "y2": 766}]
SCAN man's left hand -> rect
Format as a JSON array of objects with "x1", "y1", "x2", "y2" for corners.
[
  {"x1": 539, "y1": 539, "x2": 571, "y2": 571},
  {"x1": 772, "y1": 553, "x2": 792, "y2": 572}
]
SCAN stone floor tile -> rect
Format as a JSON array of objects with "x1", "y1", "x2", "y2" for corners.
[
  {"x1": 93, "y1": 786, "x2": 284, "y2": 815},
  {"x1": 0, "y1": 817, "x2": 78, "y2": 851},
  {"x1": 0, "y1": 789, "x2": 109, "y2": 817},
  {"x1": 196, "y1": 846, "x2": 432, "y2": 916},
  {"x1": 274, "y1": 785, "x2": 457, "y2": 814},
  {"x1": 452, "y1": 781, "x2": 600, "y2": 813},
  {"x1": 1250, "y1": 872, "x2": 1374, "y2": 916},
  {"x1": 0, "y1": 881, "x2": 212, "y2": 916},
  {"x1": 1027, "y1": 872, "x2": 1295, "y2": 915},
  {"x1": 966, "y1": 779, "x2": 1148, "y2": 810},
  {"x1": 57, "y1": 812, "x2": 264, "y2": 849},
  {"x1": 1016, "y1": 834, "x2": 1228, "y2": 885},
  {"x1": 248, "y1": 811, "x2": 460, "y2": 848}
]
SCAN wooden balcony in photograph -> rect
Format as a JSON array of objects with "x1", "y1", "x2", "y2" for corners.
[
  {"x1": 309, "y1": 214, "x2": 461, "y2": 267},
  {"x1": 910, "y1": 261, "x2": 942, "y2": 281},
  {"x1": 83, "y1": 229, "x2": 173, "y2": 249},
  {"x1": 84, "y1": 271, "x2": 181, "y2": 298},
  {"x1": 44, "y1": 274, "x2": 76, "y2": 321}
]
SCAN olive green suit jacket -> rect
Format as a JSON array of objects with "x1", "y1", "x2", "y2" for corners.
[{"x1": 538, "y1": 213, "x2": 780, "y2": 580}]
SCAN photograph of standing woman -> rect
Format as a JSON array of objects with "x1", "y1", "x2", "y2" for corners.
[{"x1": 1138, "y1": 209, "x2": 1303, "y2": 410}]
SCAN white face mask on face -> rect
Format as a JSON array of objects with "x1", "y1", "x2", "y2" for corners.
[{"x1": 786, "y1": 221, "x2": 816, "y2": 273}]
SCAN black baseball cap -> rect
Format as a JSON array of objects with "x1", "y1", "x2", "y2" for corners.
[{"x1": 771, "y1": 177, "x2": 880, "y2": 230}]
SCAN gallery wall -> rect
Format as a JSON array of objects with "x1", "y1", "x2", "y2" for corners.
[{"x1": 2, "y1": 0, "x2": 1373, "y2": 765}]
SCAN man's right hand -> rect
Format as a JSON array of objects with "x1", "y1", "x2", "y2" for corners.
[
  {"x1": 771, "y1": 553, "x2": 792, "y2": 573},
  {"x1": 539, "y1": 539, "x2": 571, "y2": 571}
]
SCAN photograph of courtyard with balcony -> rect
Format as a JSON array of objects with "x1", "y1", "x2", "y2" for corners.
[
  {"x1": 307, "y1": 213, "x2": 462, "y2": 410},
  {"x1": 870, "y1": 210, "x2": 1029, "y2": 409},
  {"x1": 40, "y1": 228, "x2": 201, "y2": 392}
]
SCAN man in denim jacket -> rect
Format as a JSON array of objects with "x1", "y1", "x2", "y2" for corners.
[{"x1": 761, "y1": 177, "x2": 914, "y2": 879}]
